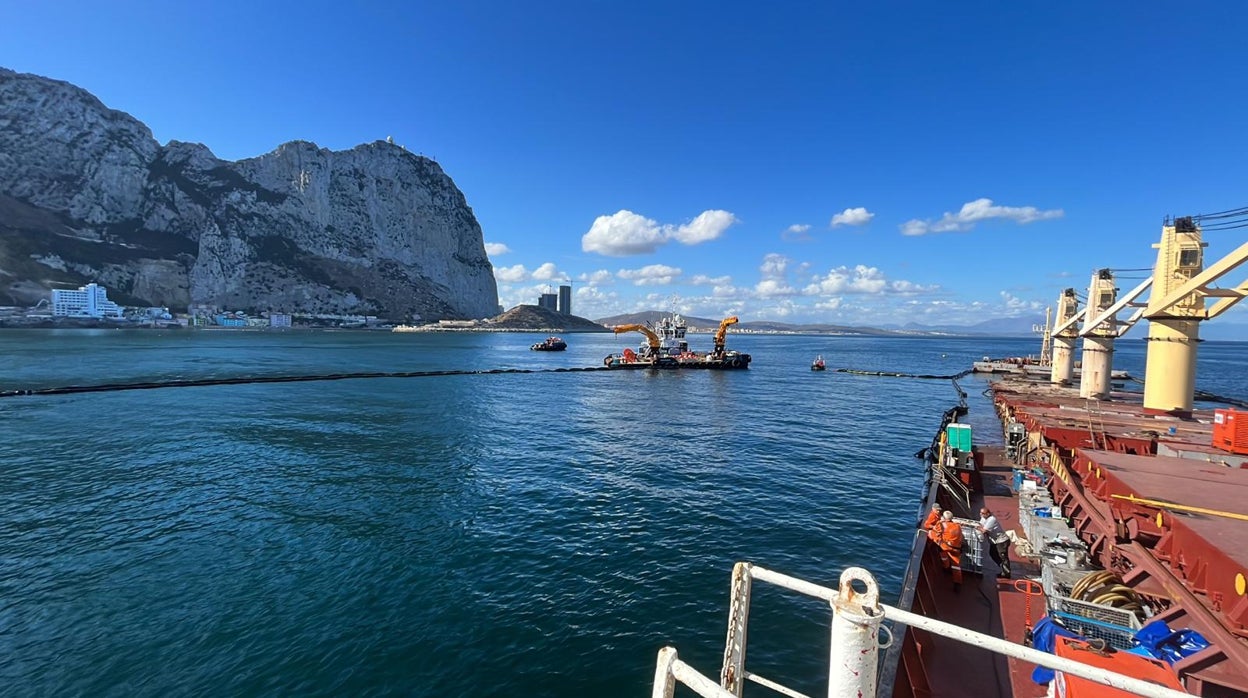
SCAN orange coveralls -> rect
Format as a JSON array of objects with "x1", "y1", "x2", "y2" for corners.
[
  {"x1": 935, "y1": 520, "x2": 964, "y2": 585},
  {"x1": 922, "y1": 508, "x2": 941, "y2": 536}
]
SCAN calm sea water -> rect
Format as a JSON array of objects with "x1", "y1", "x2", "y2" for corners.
[{"x1": 1, "y1": 330, "x2": 1244, "y2": 697}]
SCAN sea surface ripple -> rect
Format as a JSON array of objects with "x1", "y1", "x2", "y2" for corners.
[{"x1": 1, "y1": 330, "x2": 1243, "y2": 697}]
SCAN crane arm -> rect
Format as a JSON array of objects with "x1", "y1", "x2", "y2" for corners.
[{"x1": 613, "y1": 324, "x2": 660, "y2": 348}]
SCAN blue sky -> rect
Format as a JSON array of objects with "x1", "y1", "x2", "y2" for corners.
[{"x1": 3, "y1": 2, "x2": 1247, "y2": 327}]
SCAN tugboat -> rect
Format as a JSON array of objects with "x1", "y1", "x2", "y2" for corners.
[
  {"x1": 530, "y1": 336, "x2": 567, "y2": 351},
  {"x1": 811, "y1": 355, "x2": 826, "y2": 371}
]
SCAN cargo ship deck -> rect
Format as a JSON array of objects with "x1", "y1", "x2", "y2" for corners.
[{"x1": 886, "y1": 376, "x2": 1248, "y2": 697}]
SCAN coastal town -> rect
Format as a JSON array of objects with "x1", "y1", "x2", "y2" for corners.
[
  {"x1": 0, "y1": 280, "x2": 965, "y2": 336},
  {"x1": 0, "y1": 281, "x2": 581, "y2": 332}
]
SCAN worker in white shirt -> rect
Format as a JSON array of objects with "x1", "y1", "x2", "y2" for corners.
[{"x1": 978, "y1": 507, "x2": 1011, "y2": 579}]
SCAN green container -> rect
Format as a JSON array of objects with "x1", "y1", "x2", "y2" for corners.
[{"x1": 946, "y1": 423, "x2": 972, "y2": 452}]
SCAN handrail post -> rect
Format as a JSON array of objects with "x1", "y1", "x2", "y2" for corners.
[
  {"x1": 652, "y1": 646, "x2": 677, "y2": 698},
  {"x1": 828, "y1": 567, "x2": 882, "y2": 698}
]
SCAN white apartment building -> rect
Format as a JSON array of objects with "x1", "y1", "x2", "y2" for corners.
[{"x1": 51, "y1": 283, "x2": 125, "y2": 318}]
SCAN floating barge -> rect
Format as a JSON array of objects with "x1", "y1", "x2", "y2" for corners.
[
  {"x1": 604, "y1": 314, "x2": 751, "y2": 370},
  {"x1": 973, "y1": 357, "x2": 1131, "y2": 380}
]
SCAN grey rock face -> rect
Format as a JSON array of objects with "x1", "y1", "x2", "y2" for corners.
[{"x1": 0, "y1": 68, "x2": 498, "y2": 320}]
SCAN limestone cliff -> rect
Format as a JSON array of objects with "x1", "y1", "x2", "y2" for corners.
[{"x1": 0, "y1": 68, "x2": 498, "y2": 321}]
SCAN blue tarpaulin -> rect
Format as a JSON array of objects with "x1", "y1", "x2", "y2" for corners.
[
  {"x1": 1133, "y1": 619, "x2": 1210, "y2": 664},
  {"x1": 1029, "y1": 616, "x2": 1079, "y2": 684}
]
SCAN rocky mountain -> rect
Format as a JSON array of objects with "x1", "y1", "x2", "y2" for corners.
[
  {"x1": 487, "y1": 305, "x2": 609, "y2": 331},
  {"x1": 0, "y1": 68, "x2": 498, "y2": 321}
]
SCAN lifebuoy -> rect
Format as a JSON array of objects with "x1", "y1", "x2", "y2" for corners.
[{"x1": 728, "y1": 357, "x2": 741, "y2": 368}]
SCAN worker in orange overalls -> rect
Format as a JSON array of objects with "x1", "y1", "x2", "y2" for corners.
[
  {"x1": 922, "y1": 503, "x2": 943, "y2": 542},
  {"x1": 937, "y1": 510, "x2": 964, "y2": 592}
]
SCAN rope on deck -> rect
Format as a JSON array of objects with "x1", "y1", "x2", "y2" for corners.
[{"x1": 0, "y1": 365, "x2": 614, "y2": 399}]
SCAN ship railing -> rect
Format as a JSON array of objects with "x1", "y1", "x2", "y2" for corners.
[{"x1": 651, "y1": 563, "x2": 1191, "y2": 698}]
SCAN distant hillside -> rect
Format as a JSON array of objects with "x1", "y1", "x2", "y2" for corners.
[
  {"x1": 487, "y1": 305, "x2": 610, "y2": 332},
  {"x1": 595, "y1": 311, "x2": 926, "y2": 336},
  {"x1": 885, "y1": 315, "x2": 1046, "y2": 336},
  {"x1": 595, "y1": 311, "x2": 721, "y2": 329},
  {"x1": 734, "y1": 320, "x2": 912, "y2": 336}
]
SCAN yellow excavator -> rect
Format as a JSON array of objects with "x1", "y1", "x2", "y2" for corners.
[
  {"x1": 612, "y1": 324, "x2": 661, "y2": 361},
  {"x1": 712, "y1": 316, "x2": 739, "y2": 357}
]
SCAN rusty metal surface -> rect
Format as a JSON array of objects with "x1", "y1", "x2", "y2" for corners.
[{"x1": 992, "y1": 377, "x2": 1248, "y2": 694}]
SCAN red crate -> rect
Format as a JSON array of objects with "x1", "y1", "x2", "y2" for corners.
[{"x1": 1213, "y1": 409, "x2": 1248, "y2": 455}]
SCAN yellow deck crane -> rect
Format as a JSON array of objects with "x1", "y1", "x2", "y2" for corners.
[
  {"x1": 711, "y1": 316, "x2": 739, "y2": 358},
  {"x1": 612, "y1": 324, "x2": 662, "y2": 362}
]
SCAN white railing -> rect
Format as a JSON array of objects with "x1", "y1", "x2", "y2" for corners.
[{"x1": 652, "y1": 563, "x2": 1191, "y2": 698}]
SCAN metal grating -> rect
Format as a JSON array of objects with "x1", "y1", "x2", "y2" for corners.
[
  {"x1": 1052, "y1": 595, "x2": 1142, "y2": 632},
  {"x1": 1052, "y1": 611, "x2": 1139, "y2": 652}
]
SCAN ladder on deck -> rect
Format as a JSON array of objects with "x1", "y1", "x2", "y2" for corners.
[{"x1": 1086, "y1": 398, "x2": 1108, "y2": 450}]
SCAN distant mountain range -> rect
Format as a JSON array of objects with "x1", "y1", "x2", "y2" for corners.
[
  {"x1": 592, "y1": 312, "x2": 1248, "y2": 341},
  {"x1": 593, "y1": 311, "x2": 1048, "y2": 337}
]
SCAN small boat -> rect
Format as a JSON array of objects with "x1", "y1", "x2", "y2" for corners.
[
  {"x1": 811, "y1": 355, "x2": 826, "y2": 371},
  {"x1": 531, "y1": 336, "x2": 567, "y2": 351}
]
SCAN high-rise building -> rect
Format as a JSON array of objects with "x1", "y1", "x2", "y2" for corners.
[
  {"x1": 557, "y1": 284, "x2": 572, "y2": 315},
  {"x1": 538, "y1": 292, "x2": 558, "y2": 310},
  {"x1": 51, "y1": 283, "x2": 124, "y2": 318}
]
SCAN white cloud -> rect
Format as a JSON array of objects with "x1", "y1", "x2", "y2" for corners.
[
  {"x1": 494, "y1": 264, "x2": 530, "y2": 283},
  {"x1": 1000, "y1": 291, "x2": 1042, "y2": 312},
  {"x1": 671, "y1": 210, "x2": 738, "y2": 244},
  {"x1": 900, "y1": 198, "x2": 1063, "y2": 236},
  {"x1": 803, "y1": 265, "x2": 936, "y2": 295},
  {"x1": 617, "y1": 264, "x2": 682, "y2": 286},
  {"x1": 690, "y1": 274, "x2": 732, "y2": 286},
  {"x1": 781, "y1": 223, "x2": 813, "y2": 241},
  {"x1": 899, "y1": 220, "x2": 929, "y2": 236},
  {"x1": 759, "y1": 253, "x2": 791, "y2": 279},
  {"x1": 830, "y1": 207, "x2": 874, "y2": 227},
  {"x1": 579, "y1": 269, "x2": 615, "y2": 286},
  {"x1": 754, "y1": 279, "x2": 797, "y2": 298},
  {"x1": 581, "y1": 209, "x2": 739, "y2": 256},
  {"x1": 531, "y1": 262, "x2": 561, "y2": 281},
  {"x1": 582, "y1": 210, "x2": 666, "y2": 256},
  {"x1": 494, "y1": 262, "x2": 565, "y2": 283},
  {"x1": 483, "y1": 242, "x2": 511, "y2": 256}
]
